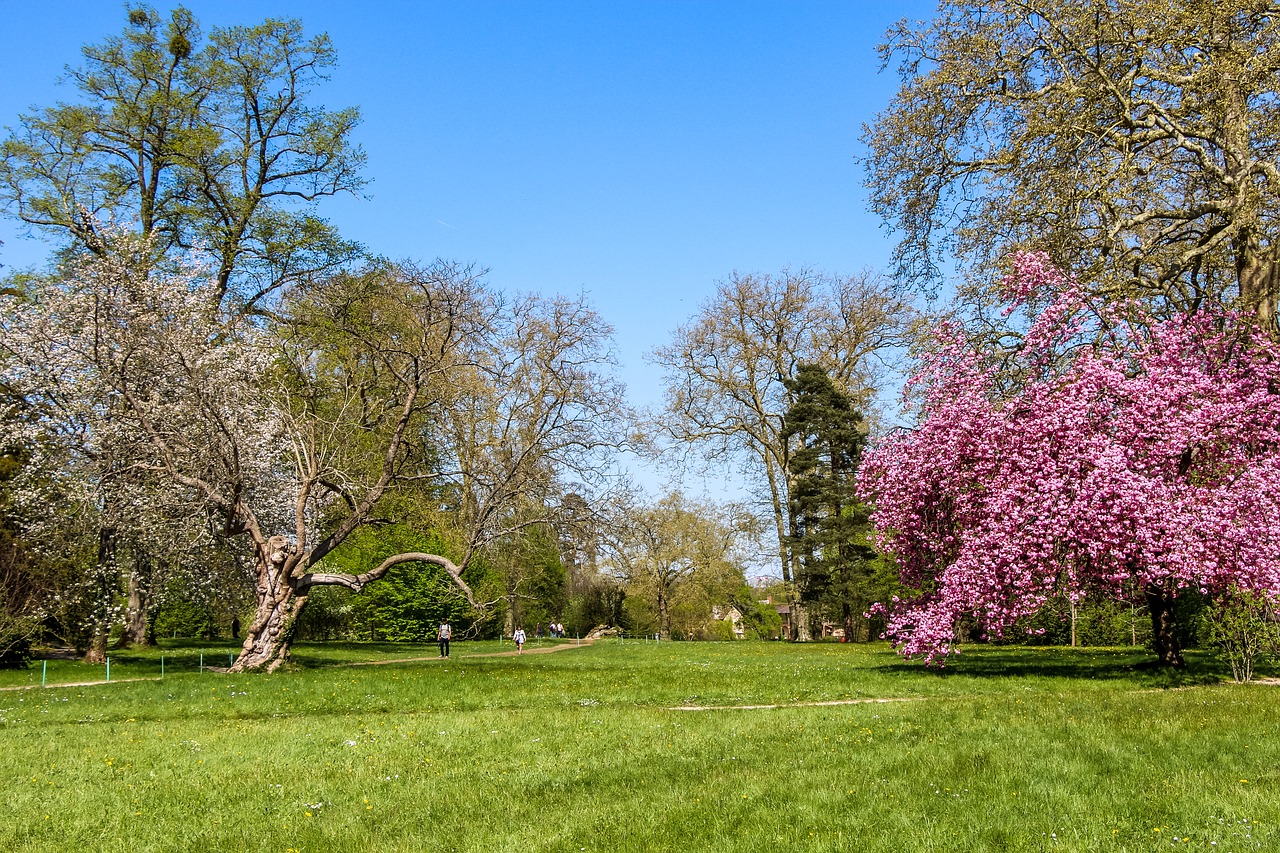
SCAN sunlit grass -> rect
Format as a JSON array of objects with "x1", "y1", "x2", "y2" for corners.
[{"x1": 2, "y1": 641, "x2": 1277, "y2": 851}]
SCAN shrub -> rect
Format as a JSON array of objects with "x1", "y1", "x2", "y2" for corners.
[
  {"x1": 0, "y1": 626, "x2": 32, "y2": 668},
  {"x1": 1202, "y1": 589, "x2": 1280, "y2": 683}
]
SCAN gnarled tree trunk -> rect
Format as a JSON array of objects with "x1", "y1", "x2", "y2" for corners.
[
  {"x1": 1236, "y1": 231, "x2": 1280, "y2": 331},
  {"x1": 231, "y1": 540, "x2": 483, "y2": 672},
  {"x1": 233, "y1": 536, "x2": 306, "y2": 673}
]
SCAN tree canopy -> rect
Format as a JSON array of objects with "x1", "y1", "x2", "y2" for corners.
[
  {"x1": 858, "y1": 253, "x2": 1280, "y2": 666},
  {"x1": 864, "y1": 0, "x2": 1280, "y2": 323},
  {"x1": 0, "y1": 5, "x2": 365, "y2": 308},
  {"x1": 652, "y1": 268, "x2": 910, "y2": 628},
  {"x1": 782, "y1": 364, "x2": 884, "y2": 640},
  {"x1": 0, "y1": 237, "x2": 626, "y2": 670}
]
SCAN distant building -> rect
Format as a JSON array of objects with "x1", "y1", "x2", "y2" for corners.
[
  {"x1": 710, "y1": 604, "x2": 746, "y2": 639},
  {"x1": 774, "y1": 603, "x2": 792, "y2": 639}
]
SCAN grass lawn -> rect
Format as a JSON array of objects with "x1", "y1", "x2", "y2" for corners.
[{"x1": 1, "y1": 639, "x2": 1277, "y2": 852}]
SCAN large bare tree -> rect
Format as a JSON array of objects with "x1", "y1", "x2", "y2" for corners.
[
  {"x1": 864, "y1": 0, "x2": 1280, "y2": 323},
  {"x1": 651, "y1": 269, "x2": 910, "y2": 639},
  {"x1": 0, "y1": 5, "x2": 365, "y2": 307}
]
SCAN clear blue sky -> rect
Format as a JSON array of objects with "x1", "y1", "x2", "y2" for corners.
[{"x1": 0, "y1": 0, "x2": 933, "y2": 487}]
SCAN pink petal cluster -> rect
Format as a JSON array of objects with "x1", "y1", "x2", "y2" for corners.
[{"x1": 858, "y1": 252, "x2": 1280, "y2": 664}]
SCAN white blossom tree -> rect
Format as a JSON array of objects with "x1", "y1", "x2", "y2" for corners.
[{"x1": 1, "y1": 235, "x2": 628, "y2": 670}]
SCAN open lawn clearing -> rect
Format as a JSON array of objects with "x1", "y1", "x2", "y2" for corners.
[{"x1": 1, "y1": 642, "x2": 1277, "y2": 852}]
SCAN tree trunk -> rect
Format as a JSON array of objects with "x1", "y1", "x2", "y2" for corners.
[
  {"x1": 84, "y1": 627, "x2": 109, "y2": 664},
  {"x1": 1145, "y1": 582, "x2": 1185, "y2": 667},
  {"x1": 792, "y1": 601, "x2": 812, "y2": 642},
  {"x1": 504, "y1": 597, "x2": 517, "y2": 639},
  {"x1": 842, "y1": 601, "x2": 854, "y2": 643},
  {"x1": 1236, "y1": 232, "x2": 1280, "y2": 331},
  {"x1": 765, "y1": 462, "x2": 791, "y2": 585},
  {"x1": 657, "y1": 587, "x2": 670, "y2": 640},
  {"x1": 83, "y1": 527, "x2": 116, "y2": 664},
  {"x1": 116, "y1": 551, "x2": 152, "y2": 648},
  {"x1": 232, "y1": 536, "x2": 306, "y2": 673}
]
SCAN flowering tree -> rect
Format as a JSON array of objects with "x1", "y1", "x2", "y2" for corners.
[
  {"x1": 858, "y1": 253, "x2": 1280, "y2": 666},
  {"x1": 1, "y1": 237, "x2": 626, "y2": 671}
]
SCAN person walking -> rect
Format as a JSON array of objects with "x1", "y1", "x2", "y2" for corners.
[
  {"x1": 514, "y1": 626, "x2": 526, "y2": 654},
  {"x1": 438, "y1": 620, "x2": 452, "y2": 658}
]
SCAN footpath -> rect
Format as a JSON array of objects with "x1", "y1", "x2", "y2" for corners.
[{"x1": 0, "y1": 638, "x2": 598, "y2": 690}]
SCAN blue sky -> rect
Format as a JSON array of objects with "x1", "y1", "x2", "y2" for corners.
[{"x1": 0, "y1": 0, "x2": 934, "y2": 489}]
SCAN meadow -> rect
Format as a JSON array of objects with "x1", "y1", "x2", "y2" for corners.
[{"x1": 1, "y1": 639, "x2": 1277, "y2": 852}]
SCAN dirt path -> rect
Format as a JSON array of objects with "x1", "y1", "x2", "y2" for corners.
[
  {"x1": 0, "y1": 677, "x2": 159, "y2": 692},
  {"x1": 0, "y1": 640, "x2": 599, "y2": 691},
  {"x1": 669, "y1": 697, "x2": 926, "y2": 711},
  {"x1": 340, "y1": 638, "x2": 597, "y2": 666}
]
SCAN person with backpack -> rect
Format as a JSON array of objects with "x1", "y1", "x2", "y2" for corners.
[{"x1": 438, "y1": 621, "x2": 452, "y2": 659}]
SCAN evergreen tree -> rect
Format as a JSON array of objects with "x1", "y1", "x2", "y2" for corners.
[{"x1": 782, "y1": 364, "x2": 879, "y2": 640}]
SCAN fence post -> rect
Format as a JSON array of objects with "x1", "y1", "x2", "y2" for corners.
[
  {"x1": 199, "y1": 650, "x2": 204, "y2": 673},
  {"x1": 105, "y1": 656, "x2": 111, "y2": 683},
  {"x1": 161, "y1": 655, "x2": 165, "y2": 679},
  {"x1": 41, "y1": 660, "x2": 46, "y2": 688}
]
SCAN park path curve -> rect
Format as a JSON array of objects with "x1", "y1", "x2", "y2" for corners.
[
  {"x1": 338, "y1": 637, "x2": 598, "y2": 667},
  {"x1": 0, "y1": 639, "x2": 601, "y2": 691}
]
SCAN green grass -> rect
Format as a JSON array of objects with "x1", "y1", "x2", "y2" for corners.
[{"x1": 1, "y1": 641, "x2": 1277, "y2": 852}]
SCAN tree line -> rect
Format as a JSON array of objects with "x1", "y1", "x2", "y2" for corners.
[
  {"x1": 0, "y1": 6, "x2": 907, "y2": 669},
  {"x1": 8, "y1": 0, "x2": 1273, "y2": 672}
]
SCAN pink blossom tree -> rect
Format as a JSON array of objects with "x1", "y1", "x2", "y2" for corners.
[{"x1": 858, "y1": 253, "x2": 1280, "y2": 666}]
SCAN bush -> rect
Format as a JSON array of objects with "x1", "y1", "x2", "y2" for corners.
[
  {"x1": 151, "y1": 595, "x2": 217, "y2": 640},
  {"x1": 0, "y1": 627, "x2": 32, "y2": 668},
  {"x1": 706, "y1": 618, "x2": 736, "y2": 642},
  {"x1": 295, "y1": 586, "x2": 354, "y2": 641},
  {"x1": 1202, "y1": 589, "x2": 1280, "y2": 683}
]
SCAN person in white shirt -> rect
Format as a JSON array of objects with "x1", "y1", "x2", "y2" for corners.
[
  {"x1": 438, "y1": 621, "x2": 452, "y2": 658},
  {"x1": 514, "y1": 627, "x2": 526, "y2": 653}
]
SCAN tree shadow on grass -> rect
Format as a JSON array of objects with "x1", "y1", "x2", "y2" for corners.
[{"x1": 873, "y1": 645, "x2": 1230, "y2": 688}]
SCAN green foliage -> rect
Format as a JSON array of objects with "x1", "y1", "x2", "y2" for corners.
[
  {"x1": 783, "y1": 363, "x2": 890, "y2": 638},
  {"x1": 151, "y1": 593, "x2": 216, "y2": 641},
  {"x1": 562, "y1": 578, "x2": 624, "y2": 637},
  {"x1": 294, "y1": 586, "x2": 352, "y2": 642},
  {"x1": 705, "y1": 618, "x2": 736, "y2": 642},
  {"x1": 487, "y1": 523, "x2": 567, "y2": 637},
  {"x1": 1202, "y1": 589, "x2": 1280, "y2": 683},
  {"x1": 321, "y1": 525, "x2": 481, "y2": 643},
  {"x1": 611, "y1": 492, "x2": 752, "y2": 639},
  {"x1": 0, "y1": 629, "x2": 31, "y2": 668},
  {"x1": 621, "y1": 596, "x2": 658, "y2": 635},
  {"x1": 1005, "y1": 596, "x2": 1152, "y2": 648},
  {"x1": 730, "y1": 586, "x2": 784, "y2": 640}
]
